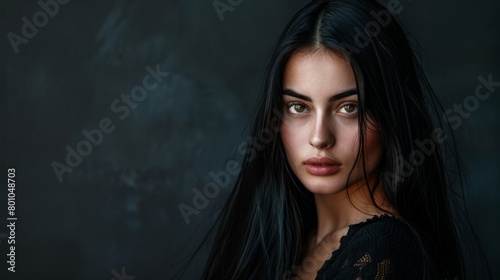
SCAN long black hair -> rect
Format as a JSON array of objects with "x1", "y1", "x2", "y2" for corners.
[{"x1": 200, "y1": 0, "x2": 490, "y2": 279}]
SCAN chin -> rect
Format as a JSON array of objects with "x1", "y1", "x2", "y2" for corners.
[{"x1": 300, "y1": 176, "x2": 347, "y2": 195}]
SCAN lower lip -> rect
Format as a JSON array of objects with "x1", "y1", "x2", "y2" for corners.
[{"x1": 305, "y1": 164, "x2": 341, "y2": 176}]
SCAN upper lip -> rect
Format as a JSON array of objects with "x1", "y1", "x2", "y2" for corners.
[{"x1": 304, "y1": 157, "x2": 340, "y2": 166}]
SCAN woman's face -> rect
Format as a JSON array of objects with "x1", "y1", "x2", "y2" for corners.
[{"x1": 280, "y1": 50, "x2": 382, "y2": 195}]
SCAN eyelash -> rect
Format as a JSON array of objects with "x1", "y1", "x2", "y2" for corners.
[
  {"x1": 285, "y1": 101, "x2": 359, "y2": 116},
  {"x1": 338, "y1": 102, "x2": 358, "y2": 115},
  {"x1": 286, "y1": 102, "x2": 309, "y2": 114}
]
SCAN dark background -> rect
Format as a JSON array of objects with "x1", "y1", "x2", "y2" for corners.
[{"x1": 0, "y1": 0, "x2": 499, "y2": 279}]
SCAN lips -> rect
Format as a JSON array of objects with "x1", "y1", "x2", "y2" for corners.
[{"x1": 304, "y1": 157, "x2": 341, "y2": 176}]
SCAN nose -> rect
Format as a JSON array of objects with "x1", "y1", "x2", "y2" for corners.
[{"x1": 309, "y1": 112, "x2": 335, "y2": 149}]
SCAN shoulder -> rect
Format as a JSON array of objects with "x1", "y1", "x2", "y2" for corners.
[
  {"x1": 351, "y1": 214, "x2": 421, "y2": 249},
  {"x1": 345, "y1": 215, "x2": 423, "y2": 262},
  {"x1": 316, "y1": 215, "x2": 424, "y2": 280}
]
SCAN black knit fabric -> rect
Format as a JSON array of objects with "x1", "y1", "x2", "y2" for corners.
[{"x1": 315, "y1": 215, "x2": 424, "y2": 280}]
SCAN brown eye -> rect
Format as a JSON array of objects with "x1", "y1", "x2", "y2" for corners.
[
  {"x1": 339, "y1": 103, "x2": 358, "y2": 115},
  {"x1": 293, "y1": 104, "x2": 306, "y2": 112},
  {"x1": 286, "y1": 102, "x2": 309, "y2": 115}
]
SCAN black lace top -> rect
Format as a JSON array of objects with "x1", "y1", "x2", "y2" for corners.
[{"x1": 315, "y1": 215, "x2": 424, "y2": 280}]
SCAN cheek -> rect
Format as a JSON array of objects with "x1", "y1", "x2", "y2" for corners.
[
  {"x1": 336, "y1": 120, "x2": 361, "y2": 151},
  {"x1": 280, "y1": 123, "x2": 295, "y2": 156},
  {"x1": 280, "y1": 122, "x2": 305, "y2": 163},
  {"x1": 363, "y1": 125, "x2": 383, "y2": 165}
]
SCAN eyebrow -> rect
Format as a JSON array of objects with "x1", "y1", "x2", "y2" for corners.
[{"x1": 282, "y1": 88, "x2": 358, "y2": 102}]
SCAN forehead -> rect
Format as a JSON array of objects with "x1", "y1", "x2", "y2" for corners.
[{"x1": 282, "y1": 50, "x2": 356, "y2": 98}]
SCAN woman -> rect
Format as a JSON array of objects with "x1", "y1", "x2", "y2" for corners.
[{"x1": 200, "y1": 0, "x2": 489, "y2": 279}]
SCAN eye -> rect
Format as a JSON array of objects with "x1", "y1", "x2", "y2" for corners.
[
  {"x1": 286, "y1": 102, "x2": 309, "y2": 115},
  {"x1": 338, "y1": 102, "x2": 358, "y2": 115}
]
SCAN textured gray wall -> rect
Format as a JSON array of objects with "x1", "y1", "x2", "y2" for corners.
[{"x1": 0, "y1": 0, "x2": 498, "y2": 279}]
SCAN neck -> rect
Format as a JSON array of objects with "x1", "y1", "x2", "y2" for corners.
[{"x1": 312, "y1": 179, "x2": 392, "y2": 244}]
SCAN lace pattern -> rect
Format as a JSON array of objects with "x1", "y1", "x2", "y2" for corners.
[{"x1": 315, "y1": 215, "x2": 423, "y2": 280}]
